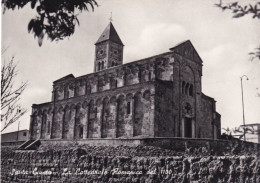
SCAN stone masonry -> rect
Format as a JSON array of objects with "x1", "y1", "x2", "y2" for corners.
[{"x1": 29, "y1": 22, "x2": 221, "y2": 141}]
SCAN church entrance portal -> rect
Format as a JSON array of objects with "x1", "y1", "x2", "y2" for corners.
[{"x1": 184, "y1": 117, "x2": 192, "y2": 138}]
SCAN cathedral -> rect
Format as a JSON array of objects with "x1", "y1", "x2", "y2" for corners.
[{"x1": 29, "y1": 22, "x2": 221, "y2": 141}]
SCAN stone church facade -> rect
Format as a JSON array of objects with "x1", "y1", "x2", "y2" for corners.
[{"x1": 29, "y1": 22, "x2": 221, "y2": 141}]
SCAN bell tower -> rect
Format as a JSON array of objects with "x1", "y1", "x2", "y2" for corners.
[{"x1": 94, "y1": 22, "x2": 124, "y2": 72}]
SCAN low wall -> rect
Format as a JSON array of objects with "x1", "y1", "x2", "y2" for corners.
[
  {"x1": 39, "y1": 137, "x2": 260, "y2": 155},
  {"x1": 1, "y1": 145, "x2": 260, "y2": 183},
  {"x1": 1, "y1": 140, "x2": 26, "y2": 147}
]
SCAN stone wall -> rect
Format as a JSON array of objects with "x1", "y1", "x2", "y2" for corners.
[
  {"x1": 30, "y1": 43, "x2": 221, "y2": 141},
  {"x1": 155, "y1": 80, "x2": 174, "y2": 137},
  {"x1": 52, "y1": 53, "x2": 171, "y2": 103},
  {"x1": 31, "y1": 82, "x2": 156, "y2": 140},
  {"x1": 1, "y1": 144, "x2": 259, "y2": 183}
]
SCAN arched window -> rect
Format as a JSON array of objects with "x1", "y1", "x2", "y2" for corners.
[
  {"x1": 185, "y1": 83, "x2": 189, "y2": 95},
  {"x1": 98, "y1": 62, "x2": 101, "y2": 71},
  {"x1": 189, "y1": 84, "x2": 193, "y2": 97},
  {"x1": 182, "y1": 81, "x2": 185, "y2": 94},
  {"x1": 112, "y1": 61, "x2": 115, "y2": 67},
  {"x1": 79, "y1": 126, "x2": 83, "y2": 139},
  {"x1": 127, "y1": 102, "x2": 131, "y2": 114}
]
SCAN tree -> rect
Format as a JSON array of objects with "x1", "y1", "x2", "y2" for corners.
[
  {"x1": 1, "y1": 50, "x2": 28, "y2": 132},
  {"x1": 215, "y1": 1, "x2": 260, "y2": 19},
  {"x1": 215, "y1": 0, "x2": 260, "y2": 61},
  {"x1": 2, "y1": 0, "x2": 98, "y2": 46}
]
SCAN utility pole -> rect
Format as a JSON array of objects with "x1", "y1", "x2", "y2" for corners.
[{"x1": 240, "y1": 75, "x2": 249, "y2": 141}]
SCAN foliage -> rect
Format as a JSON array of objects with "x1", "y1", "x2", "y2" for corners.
[
  {"x1": 215, "y1": 1, "x2": 260, "y2": 61},
  {"x1": 1, "y1": 50, "x2": 28, "y2": 132},
  {"x1": 249, "y1": 46, "x2": 260, "y2": 61},
  {"x1": 220, "y1": 133, "x2": 235, "y2": 140},
  {"x1": 215, "y1": 1, "x2": 260, "y2": 19},
  {"x1": 2, "y1": 0, "x2": 98, "y2": 46},
  {"x1": 222, "y1": 125, "x2": 258, "y2": 141}
]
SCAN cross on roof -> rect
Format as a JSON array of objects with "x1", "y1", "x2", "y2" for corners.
[{"x1": 109, "y1": 12, "x2": 113, "y2": 22}]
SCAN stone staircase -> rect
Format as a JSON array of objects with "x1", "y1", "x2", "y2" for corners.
[{"x1": 17, "y1": 139, "x2": 41, "y2": 150}]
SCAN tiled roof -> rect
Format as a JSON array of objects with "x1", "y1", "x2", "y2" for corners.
[{"x1": 95, "y1": 22, "x2": 124, "y2": 45}]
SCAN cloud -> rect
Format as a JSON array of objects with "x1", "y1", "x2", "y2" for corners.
[
  {"x1": 200, "y1": 43, "x2": 260, "y2": 129},
  {"x1": 125, "y1": 23, "x2": 187, "y2": 62}
]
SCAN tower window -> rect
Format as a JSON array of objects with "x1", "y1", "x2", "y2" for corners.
[
  {"x1": 98, "y1": 62, "x2": 101, "y2": 71},
  {"x1": 127, "y1": 102, "x2": 131, "y2": 114}
]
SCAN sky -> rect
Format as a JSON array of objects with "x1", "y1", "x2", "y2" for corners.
[{"x1": 1, "y1": 0, "x2": 260, "y2": 134}]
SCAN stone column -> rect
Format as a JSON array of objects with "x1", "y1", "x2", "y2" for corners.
[
  {"x1": 51, "y1": 108, "x2": 64, "y2": 139},
  {"x1": 112, "y1": 101, "x2": 118, "y2": 138},
  {"x1": 79, "y1": 80, "x2": 86, "y2": 96},
  {"x1": 59, "y1": 109, "x2": 64, "y2": 139},
  {"x1": 103, "y1": 75, "x2": 110, "y2": 91},
  {"x1": 149, "y1": 95, "x2": 155, "y2": 137},
  {"x1": 181, "y1": 117, "x2": 185, "y2": 137},
  {"x1": 117, "y1": 70, "x2": 125, "y2": 87},
  {"x1": 90, "y1": 78, "x2": 98, "y2": 93},
  {"x1": 68, "y1": 106, "x2": 76, "y2": 139},
  {"x1": 40, "y1": 113, "x2": 46, "y2": 139},
  {"x1": 68, "y1": 84, "x2": 75, "y2": 98},
  {"x1": 83, "y1": 105, "x2": 88, "y2": 139},
  {"x1": 36, "y1": 113, "x2": 42, "y2": 139},
  {"x1": 29, "y1": 115, "x2": 34, "y2": 140},
  {"x1": 131, "y1": 96, "x2": 135, "y2": 137},
  {"x1": 97, "y1": 102, "x2": 103, "y2": 138},
  {"x1": 192, "y1": 119, "x2": 195, "y2": 138},
  {"x1": 149, "y1": 63, "x2": 155, "y2": 81}
]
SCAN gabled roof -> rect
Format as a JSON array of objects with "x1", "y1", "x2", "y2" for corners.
[
  {"x1": 170, "y1": 40, "x2": 203, "y2": 64},
  {"x1": 53, "y1": 74, "x2": 75, "y2": 84},
  {"x1": 95, "y1": 22, "x2": 124, "y2": 45}
]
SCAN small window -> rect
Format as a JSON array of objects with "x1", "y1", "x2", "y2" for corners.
[
  {"x1": 182, "y1": 81, "x2": 185, "y2": 94},
  {"x1": 23, "y1": 132, "x2": 27, "y2": 136},
  {"x1": 80, "y1": 127, "x2": 83, "y2": 139},
  {"x1": 127, "y1": 102, "x2": 131, "y2": 114},
  {"x1": 148, "y1": 71, "x2": 152, "y2": 81},
  {"x1": 189, "y1": 84, "x2": 193, "y2": 97},
  {"x1": 185, "y1": 83, "x2": 189, "y2": 95},
  {"x1": 98, "y1": 62, "x2": 101, "y2": 71}
]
